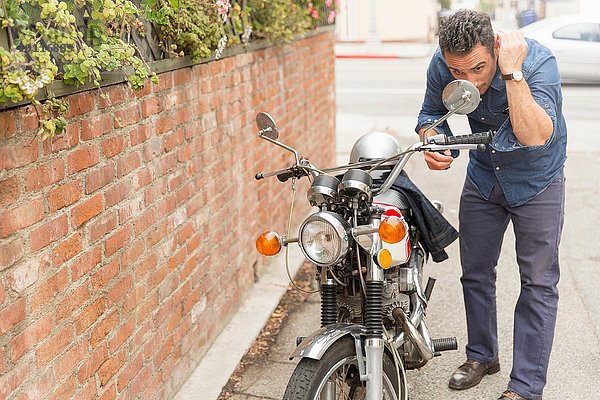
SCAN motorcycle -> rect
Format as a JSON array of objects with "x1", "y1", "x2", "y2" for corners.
[{"x1": 253, "y1": 80, "x2": 492, "y2": 400}]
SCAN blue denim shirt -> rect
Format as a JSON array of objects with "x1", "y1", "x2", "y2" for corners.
[{"x1": 416, "y1": 39, "x2": 567, "y2": 207}]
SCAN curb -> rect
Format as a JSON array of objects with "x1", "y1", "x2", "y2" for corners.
[{"x1": 174, "y1": 246, "x2": 305, "y2": 400}]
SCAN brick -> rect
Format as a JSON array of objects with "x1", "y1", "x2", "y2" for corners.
[
  {"x1": 109, "y1": 316, "x2": 135, "y2": 353},
  {"x1": 72, "y1": 246, "x2": 102, "y2": 281},
  {"x1": 101, "y1": 135, "x2": 126, "y2": 158},
  {"x1": 0, "y1": 109, "x2": 16, "y2": 138},
  {"x1": 105, "y1": 226, "x2": 131, "y2": 257},
  {"x1": 8, "y1": 253, "x2": 47, "y2": 292},
  {"x1": 0, "y1": 175, "x2": 21, "y2": 207},
  {"x1": 19, "y1": 368, "x2": 55, "y2": 399},
  {"x1": 141, "y1": 97, "x2": 162, "y2": 118},
  {"x1": 71, "y1": 193, "x2": 103, "y2": 227},
  {"x1": 114, "y1": 105, "x2": 140, "y2": 128},
  {"x1": 92, "y1": 258, "x2": 120, "y2": 293},
  {"x1": 133, "y1": 208, "x2": 156, "y2": 236},
  {"x1": 107, "y1": 274, "x2": 132, "y2": 307},
  {"x1": 67, "y1": 145, "x2": 100, "y2": 174},
  {"x1": 47, "y1": 179, "x2": 82, "y2": 212},
  {"x1": 118, "y1": 194, "x2": 144, "y2": 224},
  {"x1": 168, "y1": 246, "x2": 187, "y2": 271},
  {"x1": 120, "y1": 239, "x2": 145, "y2": 268},
  {"x1": 0, "y1": 360, "x2": 31, "y2": 399},
  {"x1": 98, "y1": 348, "x2": 126, "y2": 386},
  {"x1": 116, "y1": 151, "x2": 141, "y2": 177},
  {"x1": 25, "y1": 159, "x2": 65, "y2": 192},
  {"x1": 0, "y1": 197, "x2": 44, "y2": 238},
  {"x1": 155, "y1": 115, "x2": 174, "y2": 135},
  {"x1": 85, "y1": 164, "x2": 115, "y2": 194},
  {"x1": 29, "y1": 214, "x2": 69, "y2": 251},
  {"x1": 67, "y1": 92, "x2": 96, "y2": 117},
  {"x1": 117, "y1": 350, "x2": 143, "y2": 391},
  {"x1": 49, "y1": 375, "x2": 76, "y2": 400},
  {"x1": 98, "y1": 85, "x2": 128, "y2": 109},
  {"x1": 164, "y1": 129, "x2": 184, "y2": 152},
  {"x1": 0, "y1": 140, "x2": 38, "y2": 169},
  {"x1": 74, "y1": 296, "x2": 106, "y2": 334},
  {"x1": 52, "y1": 232, "x2": 82, "y2": 266},
  {"x1": 0, "y1": 237, "x2": 25, "y2": 271},
  {"x1": 10, "y1": 313, "x2": 52, "y2": 361},
  {"x1": 104, "y1": 180, "x2": 131, "y2": 208},
  {"x1": 0, "y1": 297, "x2": 25, "y2": 335},
  {"x1": 89, "y1": 211, "x2": 118, "y2": 243},
  {"x1": 81, "y1": 114, "x2": 112, "y2": 140},
  {"x1": 42, "y1": 122, "x2": 79, "y2": 154},
  {"x1": 77, "y1": 342, "x2": 108, "y2": 383},
  {"x1": 36, "y1": 325, "x2": 74, "y2": 367},
  {"x1": 55, "y1": 341, "x2": 87, "y2": 378},
  {"x1": 90, "y1": 311, "x2": 119, "y2": 348},
  {"x1": 31, "y1": 268, "x2": 68, "y2": 312},
  {"x1": 129, "y1": 364, "x2": 153, "y2": 396},
  {"x1": 135, "y1": 252, "x2": 157, "y2": 281},
  {"x1": 129, "y1": 124, "x2": 152, "y2": 146},
  {"x1": 0, "y1": 282, "x2": 4, "y2": 305}
]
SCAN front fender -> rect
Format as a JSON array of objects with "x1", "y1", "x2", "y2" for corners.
[{"x1": 290, "y1": 323, "x2": 366, "y2": 360}]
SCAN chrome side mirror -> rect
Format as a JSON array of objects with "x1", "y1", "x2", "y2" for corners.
[
  {"x1": 256, "y1": 112, "x2": 279, "y2": 140},
  {"x1": 442, "y1": 80, "x2": 481, "y2": 115}
]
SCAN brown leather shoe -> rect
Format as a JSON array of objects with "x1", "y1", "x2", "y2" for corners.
[
  {"x1": 498, "y1": 389, "x2": 535, "y2": 400},
  {"x1": 448, "y1": 358, "x2": 500, "y2": 390}
]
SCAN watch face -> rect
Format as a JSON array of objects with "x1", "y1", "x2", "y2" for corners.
[{"x1": 513, "y1": 70, "x2": 523, "y2": 81}]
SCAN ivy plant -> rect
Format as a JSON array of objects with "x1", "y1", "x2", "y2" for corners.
[
  {"x1": 0, "y1": 0, "x2": 156, "y2": 139},
  {"x1": 0, "y1": 0, "x2": 337, "y2": 140}
]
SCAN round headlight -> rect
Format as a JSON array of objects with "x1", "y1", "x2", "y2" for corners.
[{"x1": 299, "y1": 212, "x2": 351, "y2": 266}]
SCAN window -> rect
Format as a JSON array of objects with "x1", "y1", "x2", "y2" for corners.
[{"x1": 553, "y1": 23, "x2": 600, "y2": 42}]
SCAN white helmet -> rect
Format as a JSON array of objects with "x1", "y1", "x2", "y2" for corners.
[{"x1": 349, "y1": 131, "x2": 401, "y2": 163}]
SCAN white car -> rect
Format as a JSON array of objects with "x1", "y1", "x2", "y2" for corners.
[{"x1": 520, "y1": 15, "x2": 600, "y2": 83}]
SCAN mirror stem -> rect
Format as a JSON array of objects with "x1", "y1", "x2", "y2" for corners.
[
  {"x1": 421, "y1": 98, "x2": 470, "y2": 144},
  {"x1": 259, "y1": 134, "x2": 300, "y2": 165}
]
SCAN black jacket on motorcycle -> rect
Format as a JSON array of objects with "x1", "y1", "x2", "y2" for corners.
[{"x1": 391, "y1": 171, "x2": 458, "y2": 263}]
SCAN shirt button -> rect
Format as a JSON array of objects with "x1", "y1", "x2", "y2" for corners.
[
  {"x1": 495, "y1": 166, "x2": 500, "y2": 170},
  {"x1": 491, "y1": 150, "x2": 496, "y2": 153},
  {"x1": 481, "y1": 117, "x2": 485, "y2": 121}
]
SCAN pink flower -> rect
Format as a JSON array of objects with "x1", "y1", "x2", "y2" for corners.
[
  {"x1": 328, "y1": 10, "x2": 336, "y2": 23},
  {"x1": 325, "y1": 0, "x2": 332, "y2": 7},
  {"x1": 311, "y1": 9, "x2": 319, "y2": 19},
  {"x1": 216, "y1": 0, "x2": 231, "y2": 19}
]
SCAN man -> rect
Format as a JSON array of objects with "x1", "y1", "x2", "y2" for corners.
[{"x1": 415, "y1": 9, "x2": 566, "y2": 400}]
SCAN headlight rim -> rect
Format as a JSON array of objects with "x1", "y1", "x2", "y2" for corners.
[{"x1": 298, "y1": 211, "x2": 351, "y2": 266}]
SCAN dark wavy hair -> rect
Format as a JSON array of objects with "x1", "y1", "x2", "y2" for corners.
[{"x1": 438, "y1": 9, "x2": 495, "y2": 56}]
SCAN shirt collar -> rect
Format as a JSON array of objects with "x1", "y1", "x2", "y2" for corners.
[{"x1": 489, "y1": 63, "x2": 505, "y2": 92}]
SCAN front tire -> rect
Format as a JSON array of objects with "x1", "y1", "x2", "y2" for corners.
[{"x1": 283, "y1": 337, "x2": 405, "y2": 400}]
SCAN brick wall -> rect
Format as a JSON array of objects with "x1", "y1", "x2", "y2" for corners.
[{"x1": 0, "y1": 30, "x2": 336, "y2": 399}]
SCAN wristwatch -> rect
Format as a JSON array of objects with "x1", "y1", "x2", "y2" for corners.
[{"x1": 500, "y1": 69, "x2": 524, "y2": 82}]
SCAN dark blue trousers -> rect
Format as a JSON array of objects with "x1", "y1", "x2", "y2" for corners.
[{"x1": 458, "y1": 173, "x2": 565, "y2": 400}]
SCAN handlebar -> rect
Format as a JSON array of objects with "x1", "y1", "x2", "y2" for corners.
[{"x1": 255, "y1": 130, "x2": 494, "y2": 194}]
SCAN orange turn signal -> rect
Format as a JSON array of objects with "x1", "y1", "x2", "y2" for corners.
[
  {"x1": 377, "y1": 249, "x2": 393, "y2": 269},
  {"x1": 256, "y1": 231, "x2": 282, "y2": 256},
  {"x1": 378, "y1": 216, "x2": 407, "y2": 244}
]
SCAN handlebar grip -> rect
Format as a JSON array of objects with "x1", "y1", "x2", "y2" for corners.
[
  {"x1": 277, "y1": 171, "x2": 294, "y2": 182},
  {"x1": 445, "y1": 131, "x2": 493, "y2": 145}
]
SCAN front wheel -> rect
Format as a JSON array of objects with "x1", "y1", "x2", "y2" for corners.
[{"x1": 283, "y1": 337, "x2": 405, "y2": 400}]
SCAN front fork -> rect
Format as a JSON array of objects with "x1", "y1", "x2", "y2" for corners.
[{"x1": 319, "y1": 220, "x2": 387, "y2": 400}]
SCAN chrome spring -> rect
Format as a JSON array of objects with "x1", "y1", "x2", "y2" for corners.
[{"x1": 365, "y1": 281, "x2": 384, "y2": 336}]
